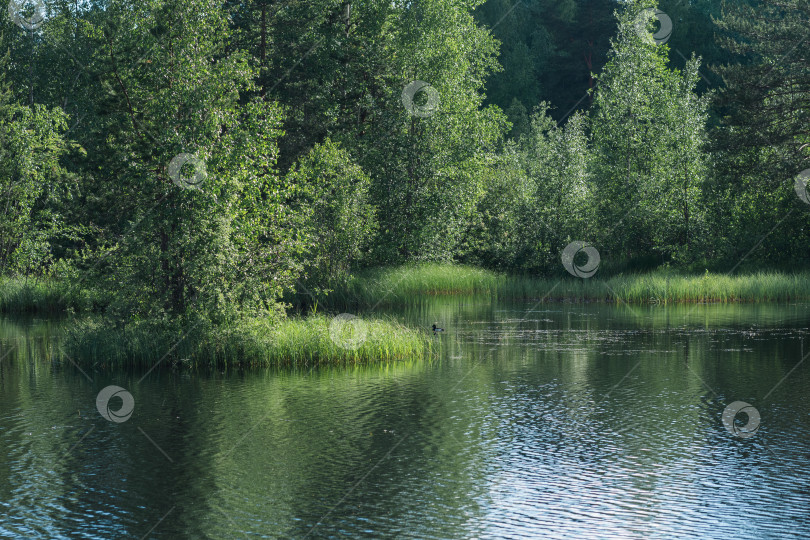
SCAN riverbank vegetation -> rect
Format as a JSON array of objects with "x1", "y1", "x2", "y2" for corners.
[
  {"x1": 0, "y1": 277, "x2": 99, "y2": 314},
  {"x1": 8, "y1": 265, "x2": 810, "y2": 316},
  {"x1": 1, "y1": 0, "x2": 809, "y2": 366},
  {"x1": 63, "y1": 315, "x2": 429, "y2": 368},
  {"x1": 322, "y1": 264, "x2": 810, "y2": 306}
]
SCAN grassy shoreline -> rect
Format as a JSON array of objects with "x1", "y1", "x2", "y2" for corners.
[
  {"x1": 325, "y1": 264, "x2": 810, "y2": 306},
  {"x1": 6, "y1": 266, "x2": 810, "y2": 315},
  {"x1": 7, "y1": 264, "x2": 810, "y2": 368},
  {"x1": 0, "y1": 277, "x2": 102, "y2": 314}
]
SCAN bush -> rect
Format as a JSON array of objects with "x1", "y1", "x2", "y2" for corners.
[{"x1": 286, "y1": 139, "x2": 377, "y2": 301}]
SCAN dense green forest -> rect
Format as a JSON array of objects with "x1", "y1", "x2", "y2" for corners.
[{"x1": 1, "y1": 0, "x2": 809, "y2": 338}]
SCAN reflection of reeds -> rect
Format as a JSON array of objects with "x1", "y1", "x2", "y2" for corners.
[
  {"x1": 322, "y1": 263, "x2": 810, "y2": 306},
  {"x1": 61, "y1": 315, "x2": 431, "y2": 368}
]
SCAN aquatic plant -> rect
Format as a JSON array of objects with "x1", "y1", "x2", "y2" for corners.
[
  {"x1": 61, "y1": 314, "x2": 431, "y2": 369},
  {"x1": 321, "y1": 264, "x2": 810, "y2": 306}
]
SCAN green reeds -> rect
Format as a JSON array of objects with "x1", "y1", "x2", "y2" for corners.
[
  {"x1": 323, "y1": 264, "x2": 810, "y2": 306},
  {"x1": 325, "y1": 263, "x2": 506, "y2": 306},
  {"x1": 61, "y1": 314, "x2": 431, "y2": 369},
  {"x1": 0, "y1": 277, "x2": 99, "y2": 314}
]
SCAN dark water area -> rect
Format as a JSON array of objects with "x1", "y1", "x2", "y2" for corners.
[{"x1": 1, "y1": 300, "x2": 809, "y2": 539}]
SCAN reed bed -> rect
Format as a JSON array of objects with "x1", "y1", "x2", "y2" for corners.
[
  {"x1": 0, "y1": 278, "x2": 99, "y2": 313},
  {"x1": 327, "y1": 263, "x2": 505, "y2": 306},
  {"x1": 325, "y1": 264, "x2": 810, "y2": 306},
  {"x1": 61, "y1": 314, "x2": 431, "y2": 369}
]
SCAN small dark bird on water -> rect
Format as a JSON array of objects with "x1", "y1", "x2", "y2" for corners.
[{"x1": 432, "y1": 324, "x2": 445, "y2": 333}]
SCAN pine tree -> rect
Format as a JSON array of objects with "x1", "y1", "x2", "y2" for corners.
[{"x1": 714, "y1": 0, "x2": 810, "y2": 162}]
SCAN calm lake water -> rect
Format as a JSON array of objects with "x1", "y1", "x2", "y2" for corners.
[{"x1": 2, "y1": 299, "x2": 810, "y2": 539}]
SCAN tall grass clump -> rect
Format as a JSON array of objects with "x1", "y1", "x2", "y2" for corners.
[
  {"x1": 323, "y1": 263, "x2": 506, "y2": 307},
  {"x1": 0, "y1": 277, "x2": 100, "y2": 313},
  {"x1": 62, "y1": 314, "x2": 431, "y2": 369}
]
